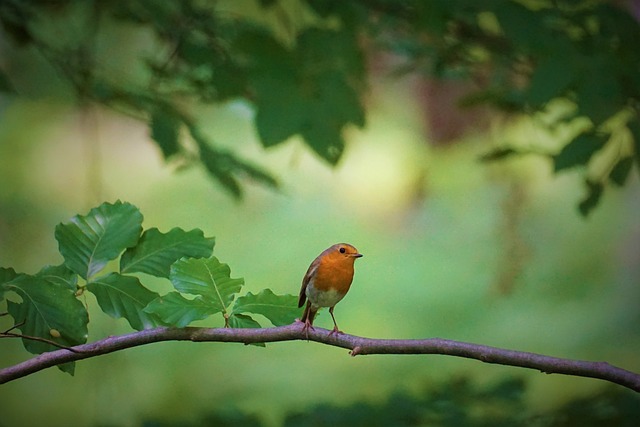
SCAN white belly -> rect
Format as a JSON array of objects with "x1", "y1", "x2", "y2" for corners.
[{"x1": 306, "y1": 284, "x2": 345, "y2": 308}]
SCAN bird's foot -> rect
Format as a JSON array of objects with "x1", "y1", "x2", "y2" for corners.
[
  {"x1": 328, "y1": 326, "x2": 343, "y2": 336},
  {"x1": 300, "y1": 320, "x2": 314, "y2": 340}
]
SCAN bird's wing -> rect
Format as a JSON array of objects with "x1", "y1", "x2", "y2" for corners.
[{"x1": 298, "y1": 261, "x2": 318, "y2": 308}]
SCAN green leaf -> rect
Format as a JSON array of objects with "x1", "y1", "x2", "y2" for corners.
[
  {"x1": 0, "y1": 267, "x2": 19, "y2": 300},
  {"x1": 150, "y1": 109, "x2": 181, "y2": 159},
  {"x1": 37, "y1": 264, "x2": 77, "y2": 292},
  {"x1": 0, "y1": 267, "x2": 18, "y2": 284},
  {"x1": 200, "y1": 149, "x2": 242, "y2": 198},
  {"x1": 228, "y1": 313, "x2": 262, "y2": 328},
  {"x1": 144, "y1": 292, "x2": 215, "y2": 327},
  {"x1": 609, "y1": 157, "x2": 633, "y2": 187},
  {"x1": 578, "y1": 180, "x2": 603, "y2": 217},
  {"x1": 232, "y1": 289, "x2": 299, "y2": 326},
  {"x1": 301, "y1": 75, "x2": 363, "y2": 163},
  {"x1": 170, "y1": 256, "x2": 243, "y2": 313},
  {"x1": 230, "y1": 155, "x2": 280, "y2": 189},
  {"x1": 553, "y1": 133, "x2": 606, "y2": 172},
  {"x1": 189, "y1": 126, "x2": 278, "y2": 198},
  {"x1": 234, "y1": 27, "x2": 300, "y2": 147},
  {"x1": 494, "y1": 2, "x2": 553, "y2": 53},
  {"x1": 87, "y1": 273, "x2": 163, "y2": 330},
  {"x1": 243, "y1": 26, "x2": 365, "y2": 165},
  {"x1": 575, "y1": 56, "x2": 623, "y2": 125},
  {"x1": 55, "y1": 201, "x2": 143, "y2": 279},
  {"x1": 199, "y1": 142, "x2": 279, "y2": 197},
  {"x1": 228, "y1": 313, "x2": 266, "y2": 347},
  {"x1": 526, "y1": 54, "x2": 574, "y2": 107},
  {"x1": 253, "y1": 77, "x2": 306, "y2": 147},
  {"x1": 4, "y1": 274, "x2": 89, "y2": 355},
  {"x1": 120, "y1": 227, "x2": 215, "y2": 278},
  {"x1": 296, "y1": 28, "x2": 365, "y2": 84}
]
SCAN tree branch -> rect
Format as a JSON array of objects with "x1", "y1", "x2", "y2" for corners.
[{"x1": 1, "y1": 323, "x2": 639, "y2": 392}]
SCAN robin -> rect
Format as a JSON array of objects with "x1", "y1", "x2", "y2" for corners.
[{"x1": 298, "y1": 243, "x2": 363, "y2": 335}]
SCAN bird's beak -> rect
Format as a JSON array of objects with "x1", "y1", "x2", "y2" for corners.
[{"x1": 352, "y1": 253, "x2": 363, "y2": 258}]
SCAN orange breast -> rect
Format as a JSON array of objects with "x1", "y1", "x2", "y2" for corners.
[{"x1": 312, "y1": 257, "x2": 355, "y2": 294}]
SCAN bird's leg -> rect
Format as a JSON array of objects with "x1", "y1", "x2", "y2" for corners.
[
  {"x1": 300, "y1": 302, "x2": 315, "y2": 340},
  {"x1": 301, "y1": 318, "x2": 315, "y2": 340},
  {"x1": 328, "y1": 306, "x2": 342, "y2": 335}
]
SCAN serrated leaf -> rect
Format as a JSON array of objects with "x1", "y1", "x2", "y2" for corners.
[
  {"x1": 609, "y1": 157, "x2": 633, "y2": 187},
  {"x1": 553, "y1": 133, "x2": 606, "y2": 172},
  {"x1": 120, "y1": 227, "x2": 215, "y2": 278},
  {"x1": 170, "y1": 256, "x2": 243, "y2": 313},
  {"x1": 4, "y1": 274, "x2": 89, "y2": 356},
  {"x1": 232, "y1": 289, "x2": 299, "y2": 326},
  {"x1": 0, "y1": 267, "x2": 19, "y2": 301},
  {"x1": 37, "y1": 264, "x2": 77, "y2": 292},
  {"x1": 144, "y1": 292, "x2": 215, "y2": 327},
  {"x1": 55, "y1": 201, "x2": 143, "y2": 279},
  {"x1": 87, "y1": 273, "x2": 163, "y2": 330}
]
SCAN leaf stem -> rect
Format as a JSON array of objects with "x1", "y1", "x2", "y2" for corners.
[{"x1": 0, "y1": 331, "x2": 86, "y2": 353}]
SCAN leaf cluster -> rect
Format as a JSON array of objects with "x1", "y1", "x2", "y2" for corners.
[
  {"x1": 0, "y1": 0, "x2": 366, "y2": 198},
  {"x1": 345, "y1": 0, "x2": 640, "y2": 215},
  {"x1": 0, "y1": 0, "x2": 638, "y2": 213},
  {"x1": 0, "y1": 201, "x2": 299, "y2": 374}
]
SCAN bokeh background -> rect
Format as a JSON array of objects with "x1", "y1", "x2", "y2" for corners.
[{"x1": 1, "y1": 1, "x2": 639, "y2": 426}]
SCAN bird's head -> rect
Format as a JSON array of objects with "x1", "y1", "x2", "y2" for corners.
[{"x1": 327, "y1": 243, "x2": 362, "y2": 262}]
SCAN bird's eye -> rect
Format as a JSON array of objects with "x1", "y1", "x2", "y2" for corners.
[{"x1": 339, "y1": 247, "x2": 346, "y2": 254}]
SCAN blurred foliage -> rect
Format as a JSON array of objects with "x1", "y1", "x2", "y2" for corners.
[
  {"x1": 0, "y1": 201, "x2": 299, "y2": 371},
  {"x1": 131, "y1": 377, "x2": 640, "y2": 426},
  {"x1": 0, "y1": 0, "x2": 638, "y2": 212}
]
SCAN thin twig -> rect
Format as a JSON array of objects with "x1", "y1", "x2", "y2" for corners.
[
  {"x1": 2, "y1": 320, "x2": 25, "y2": 334},
  {"x1": 0, "y1": 324, "x2": 638, "y2": 392},
  {"x1": 0, "y1": 331, "x2": 86, "y2": 354}
]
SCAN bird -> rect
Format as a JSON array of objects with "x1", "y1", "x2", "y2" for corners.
[{"x1": 298, "y1": 243, "x2": 362, "y2": 335}]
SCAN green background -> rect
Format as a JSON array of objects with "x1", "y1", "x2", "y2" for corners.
[
  {"x1": 1, "y1": 1, "x2": 639, "y2": 426},
  {"x1": 1, "y1": 76, "x2": 638, "y2": 426}
]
